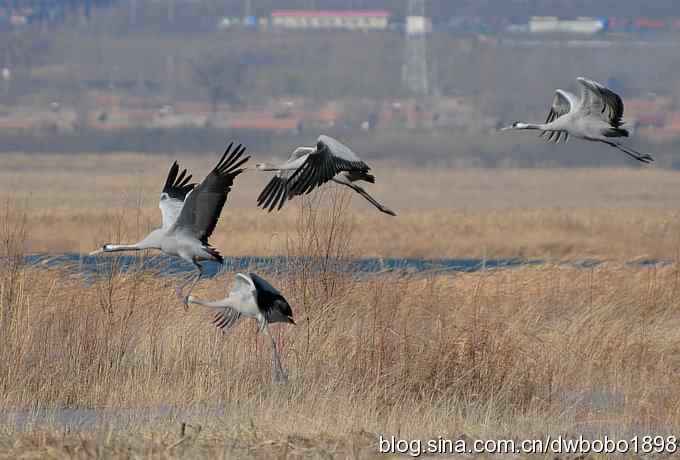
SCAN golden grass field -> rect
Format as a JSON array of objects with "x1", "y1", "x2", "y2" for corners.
[
  {"x1": 3, "y1": 152, "x2": 680, "y2": 259},
  {"x1": 2, "y1": 152, "x2": 680, "y2": 458}
]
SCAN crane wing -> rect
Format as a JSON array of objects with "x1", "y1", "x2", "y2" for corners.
[
  {"x1": 317, "y1": 134, "x2": 363, "y2": 162},
  {"x1": 256, "y1": 147, "x2": 313, "y2": 212},
  {"x1": 159, "y1": 161, "x2": 195, "y2": 229},
  {"x1": 212, "y1": 309, "x2": 242, "y2": 331},
  {"x1": 232, "y1": 272, "x2": 256, "y2": 295},
  {"x1": 249, "y1": 272, "x2": 293, "y2": 323},
  {"x1": 539, "y1": 89, "x2": 575, "y2": 144},
  {"x1": 211, "y1": 273, "x2": 255, "y2": 331},
  {"x1": 257, "y1": 169, "x2": 294, "y2": 212},
  {"x1": 172, "y1": 142, "x2": 249, "y2": 244},
  {"x1": 577, "y1": 77, "x2": 624, "y2": 128},
  {"x1": 286, "y1": 137, "x2": 370, "y2": 197}
]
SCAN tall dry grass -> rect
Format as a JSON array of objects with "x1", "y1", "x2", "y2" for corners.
[
  {"x1": 0, "y1": 189, "x2": 679, "y2": 457},
  {"x1": 2, "y1": 153, "x2": 680, "y2": 457},
  {"x1": 0, "y1": 198, "x2": 28, "y2": 333},
  {"x1": 282, "y1": 186, "x2": 358, "y2": 311},
  {"x1": 4, "y1": 152, "x2": 680, "y2": 259}
]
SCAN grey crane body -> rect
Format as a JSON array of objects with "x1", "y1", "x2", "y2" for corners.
[
  {"x1": 101, "y1": 230, "x2": 215, "y2": 263},
  {"x1": 187, "y1": 272, "x2": 295, "y2": 382},
  {"x1": 90, "y1": 142, "x2": 250, "y2": 305},
  {"x1": 501, "y1": 77, "x2": 653, "y2": 164},
  {"x1": 255, "y1": 135, "x2": 396, "y2": 215}
]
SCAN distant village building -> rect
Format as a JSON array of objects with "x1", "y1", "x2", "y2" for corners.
[
  {"x1": 528, "y1": 16, "x2": 606, "y2": 35},
  {"x1": 271, "y1": 10, "x2": 390, "y2": 31}
]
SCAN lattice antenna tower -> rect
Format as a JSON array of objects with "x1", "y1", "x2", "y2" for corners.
[{"x1": 401, "y1": 0, "x2": 429, "y2": 96}]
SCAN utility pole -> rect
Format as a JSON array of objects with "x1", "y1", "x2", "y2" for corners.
[
  {"x1": 168, "y1": 0, "x2": 175, "y2": 24},
  {"x1": 129, "y1": 0, "x2": 137, "y2": 25},
  {"x1": 401, "y1": 0, "x2": 429, "y2": 96}
]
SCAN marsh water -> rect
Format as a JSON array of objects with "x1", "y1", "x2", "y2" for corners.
[{"x1": 22, "y1": 253, "x2": 670, "y2": 279}]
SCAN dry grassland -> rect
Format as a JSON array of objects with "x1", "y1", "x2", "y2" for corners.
[
  {"x1": 2, "y1": 152, "x2": 680, "y2": 259},
  {"x1": 1, "y1": 152, "x2": 680, "y2": 458},
  {"x1": 1, "y1": 260, "x2": 679, "y2": 458}
]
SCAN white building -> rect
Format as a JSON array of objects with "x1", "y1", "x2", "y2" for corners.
[{"x1": 529, "y1": 16, "x2": 606, "y2": 35}]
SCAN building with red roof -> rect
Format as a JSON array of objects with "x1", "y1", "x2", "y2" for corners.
[{"x1": 271, "y1": 10, "x2": 389, "y2": 31}]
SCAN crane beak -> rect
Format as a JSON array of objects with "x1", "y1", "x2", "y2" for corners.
[
  {"x1": 89, "y1": 248, "x2": 104, "y2": 256},
  {"x1": 499, "y1": 125, "x2": 513, "y2": 131}
]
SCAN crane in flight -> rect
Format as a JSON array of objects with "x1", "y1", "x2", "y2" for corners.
[
  {"x1": 187, "y1": 272, "x2": 295, "y2": 382},
  {"x1": 90, "y1": 142, "x2": 250, "y2": 306},
  {"x1": 501, "y1": 77, "x2": 654, "y2": 164}
]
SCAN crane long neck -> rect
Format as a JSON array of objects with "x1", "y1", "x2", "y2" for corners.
[
  {"x1": 523, "y1": 122, "x2": 548, "y2": 130},
  {"x1": 258, "y1": 154, "x2": 310, "y2": 172},
  {"x1": 187, "y1": 297, "x2": 230, "y2": 309},
  {"x1": 105, "y1": 232, "x2": 162, "y2": 252},
  {"x1": 105, "y1": 243, "x2": 145, "y2": 252},
  {"x1": 258, "y1": 163, "x2": 281, "y2": 171}
]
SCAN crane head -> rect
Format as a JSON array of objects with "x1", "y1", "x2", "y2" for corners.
[
  {"x1": 89, "y1": 244, "x2": 111, "y2": 256},
  {"x1": 500, "y1": 121, "x2": 528, "y2": 131},
  {"x1": 255, "y1": 162, "x2": 276, "y2": 171}
]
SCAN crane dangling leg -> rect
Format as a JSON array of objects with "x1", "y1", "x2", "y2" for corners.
[
  {"x1": 176, "y1": 261, "x2": 204, "y2": 310},
  {"x1": 263, "y1": 323, "x2": 288, "y2": 384},
  {"x1": 602, "y1": 140, "x2": 654, "y2": 164}
]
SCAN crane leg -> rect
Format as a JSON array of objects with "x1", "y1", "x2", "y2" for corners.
[
  {"x1": 603, "y1": 140, "x2": 654, "y2": 164},
  {"x1": 175, "y1": 261, "x2": 203, "y2": 309},
  {"x1": 264, "y1": 324, "x2": 287, "y2": 384}
]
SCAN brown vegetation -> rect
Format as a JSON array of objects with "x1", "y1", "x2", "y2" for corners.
[
  {"x1": 3, "y1": 152, "x2": 680, "y2": 259},
  {"x1": 1, "y1": 155, "x2": 680, "y2": 457},
  {"x1": 1, "y1": 235, "x2": 679, "y2": 457},
  {"x1": 0, "y1": 155, "x2": 680, "y2": 458}
]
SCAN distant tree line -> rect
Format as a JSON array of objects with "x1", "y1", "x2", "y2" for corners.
[
  {"x1": 1, "y1": 0, "x2": 116, "y2": 22},
  {"x1": 4, "y1": 0, "x2": 680, "y2": 25}
]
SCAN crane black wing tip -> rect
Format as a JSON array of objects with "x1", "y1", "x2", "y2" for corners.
[
  {"x1": 257, "y1": 178, "x2": 277, "y2": 205},
  {"x1": 162, "y1": 161, "x2": 179, "y2": 191},
  {"x1": 231, "y1": 156, "x2": 251, "y2": 173},
  {"x1": 218, "y1": 155, "x2": 250, "y2": 177},
  {"x1": 179, "y1": 174, "x2": 193, "y2": 187},
  {"x1": 261, "y1": 177, "x2": 283, "y2": 211},
  {"x1": 289, "y1": 169, "x2": 313, "y2": 195},
  {"x1": 163, "y1": 162, "x2": 198, "y2": 199},
  {"x1": 277, "y1": 194, "x2": 288, "y2": 210},
  {"x1": 203, "y1": 245, "x2": 223, "y2": 264},
  {"x1": 214, "y1": 143, "x2": 233, "y2": 169},
  {"x1": 213, "y1": 314, "x2": 229, "y2": 329},
  {"x1": 214, "y1": 141, "x2": 248, "y2": 171},
  {"x1": 269, "y1": 181, "x2": 288, "y2": 212},
  {"x1": 257, "y1": 177, "x2": 290, "y2": 212}
]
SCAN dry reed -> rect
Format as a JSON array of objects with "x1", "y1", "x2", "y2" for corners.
[
  {"x1": 0, "y1": 195, "x2": 679, "y2": 458},
  {"x1": 1, "y1": 153, "x2": 679, "y2": 457}
]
